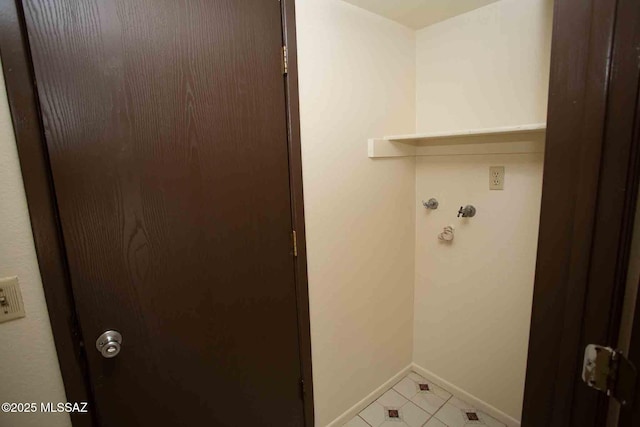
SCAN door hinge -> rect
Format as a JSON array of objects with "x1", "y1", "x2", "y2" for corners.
[
  {"x1": 300, "y1": 379, "x2": 306, "y2": 397},
  {"x1": 282, "y1": 46, "x2": 289, "y2": 75},
  {"x1": 292, "y1": 230, "x2": 298, "y2": 257},
  {"x1": 582, "y1": 344, "x2": 637, "y2": 406}
]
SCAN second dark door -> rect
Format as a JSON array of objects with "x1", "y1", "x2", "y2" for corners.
[{"x1": 20, "y1": 0, "x2": 305, "y2": 425}]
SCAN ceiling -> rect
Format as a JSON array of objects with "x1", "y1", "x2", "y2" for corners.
[{"x1": 340, "y1": 0, "x2": 500, "y2": 29}]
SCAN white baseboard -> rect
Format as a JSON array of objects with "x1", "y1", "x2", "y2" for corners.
[
  {"x1": 326, "y1": 364, "x2": 412, "y2": 427},
  {"x1": 411, "y1": 363, "x2": 521, "y2": 427}
]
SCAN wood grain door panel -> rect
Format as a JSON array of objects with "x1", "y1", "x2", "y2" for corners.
[{"x1": 20, "y1": 1, "x2": 303, "y2": 425}]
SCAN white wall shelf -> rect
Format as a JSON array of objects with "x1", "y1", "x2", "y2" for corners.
[{"x1": 368, "y1": 123, "x2": 546, "y2": 158}]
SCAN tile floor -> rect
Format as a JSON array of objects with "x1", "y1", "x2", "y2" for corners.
[{"x1": 343, "y1": 371, "x2": 506, "y2": 427}]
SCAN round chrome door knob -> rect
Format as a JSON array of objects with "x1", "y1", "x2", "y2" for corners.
[{"x1": 96, "y1": 330, "x2": 122, "y2": 359}]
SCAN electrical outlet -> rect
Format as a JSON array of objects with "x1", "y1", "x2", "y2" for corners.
[
  {"x1": 489, "y1": 166, "x2": 505, "y2": 190},
  {"x1": 0, "y1": 276, "x2": 26, "y2": 324}
]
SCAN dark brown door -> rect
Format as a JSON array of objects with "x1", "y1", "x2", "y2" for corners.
[
  {"x1": 19, "y1": 1, "x2": 304, "y2": 425},
  {"x1": 522, "y1": 0, "x2": 640, "y2": 425}
]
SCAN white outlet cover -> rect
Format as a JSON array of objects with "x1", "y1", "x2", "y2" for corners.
[
  {"x1": 489, "y1": 166, "x2": 505, "y2": 190},
  {"x1": 0, "y1": 276, "x2": 26, "y2": 323}
]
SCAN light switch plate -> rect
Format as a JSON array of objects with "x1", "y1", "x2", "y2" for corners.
[
  {"x1": 490, "y1": 166, "x2": 505, "y2": 190},
  {"x1": 0, "y1": 276, "x2": 26, "y2": 324}
]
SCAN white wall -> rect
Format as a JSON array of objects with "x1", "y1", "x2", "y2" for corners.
[
  {"x1": 412, "y1": 0, "x2": 552, "y2": 423},
  {"x1": 415, "y1": 0, "x2": 552, "y2": 133},
  {"x1": 0, "y1": 60, "x2": 71, "y2": 427},
  {"x1": 295, "y1": 1, "x2": 417, "y2": 425},
  {"x1": 414, "y1": 153, "x2": 544, "y2": 423}
]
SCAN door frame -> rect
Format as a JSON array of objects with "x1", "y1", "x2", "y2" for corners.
[
  {"x1": 522, "y1": 0, "x2": 640, "y2": 425},
  {"x1": 0, "y1": 0, "x2": 314, "y2": 426}
]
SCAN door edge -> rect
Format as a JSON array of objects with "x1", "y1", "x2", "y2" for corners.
[{"x1": 280, "y1": 1, "x2": 315, "y2": 425}]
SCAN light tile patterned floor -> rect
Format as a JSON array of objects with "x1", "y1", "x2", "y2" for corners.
[{"x1": 343, "y1": 371, "x2": 506, "y2": 427}]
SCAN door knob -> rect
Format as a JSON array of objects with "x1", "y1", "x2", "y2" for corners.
[{"x1": 96, "y1": 330, "x2": 122, "y2": 358}]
